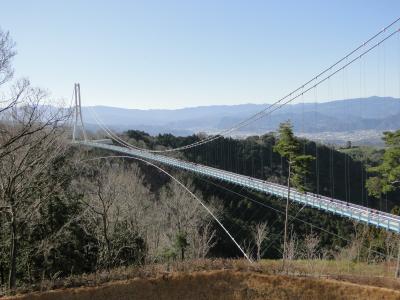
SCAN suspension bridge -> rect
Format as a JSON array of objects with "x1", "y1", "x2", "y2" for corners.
[{"x1": 72, "y1": 18, "x2": 400, "y2": 236}]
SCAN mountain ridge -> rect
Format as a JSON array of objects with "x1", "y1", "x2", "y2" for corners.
[{"x1": 82, "y1": 96, "x2": 400, "y2": 144}]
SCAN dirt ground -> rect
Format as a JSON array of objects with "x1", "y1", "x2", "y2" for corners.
[{"x1": 5, "y1": 270, "x2": 400, "y2": 300}]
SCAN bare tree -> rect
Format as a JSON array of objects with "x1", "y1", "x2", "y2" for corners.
[
  {"x1": 0, "y1": 79, "x2": 66, "y2": 160},
  {"x1": 0, "y1": 29, "x2": 43, "y2": 161},
  {"x1": 78, "y1": 162, "x2": 151, "y2": 269},
  {"x1": 241, "y1": 239, "x2": 255, "y2": 261},
  {"x1": 0, "y1": 28, "x2": 15, "y2": 88},
  {"x1": 0, "y1": 26, "x2": 76, "y2": 290},
  {"x1": 155, "y1": 178, "x2": 218, "y2": 261},
  {"x1": 303, "y1": 233, "x2": 320, "y2": 260},
  {"x1": 286, "y1": 231, "x2": 298, "y2": 261},
  {"x1": 192, "y1": 221, "x2": 217, "y2": 259},
  {"x1": 76, "y1": 162, "x2": 219, "y2": 266},
  {"x1": 252, "y1": 222, "x2": 269, "y2": 261},
  {"x1": 0, "y1": 91, "x2": 70, "y2": 290}
]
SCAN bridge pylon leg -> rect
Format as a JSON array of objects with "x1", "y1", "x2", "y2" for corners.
[{"x1": 72, "y1": 83, "x2": 87, "y2": 141}]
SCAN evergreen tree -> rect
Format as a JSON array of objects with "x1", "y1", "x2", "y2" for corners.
[
  {"x1": 175, "y1": 232, "x2": 189, "y2": 261},
  {"x1": 366, "y1": 130, "x2": 400, "y2": 277},
  {"x1": 274, "y1": 121, "x2": 314, "y2": 267},
  {"x1": 366, "y1": 130, "x2": 400, "y2": 197}
]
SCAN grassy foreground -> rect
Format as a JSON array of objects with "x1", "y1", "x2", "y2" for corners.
[{"x1": 3, "y1": 259, "x2": 400, "y2": 299}]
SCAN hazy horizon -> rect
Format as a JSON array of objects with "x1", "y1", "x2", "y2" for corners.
[{"x1": 81, "y1": 95, "x2": 399, "y2": 111}]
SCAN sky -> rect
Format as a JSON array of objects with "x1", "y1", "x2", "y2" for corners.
[{"x1": 1, "y1": 0, "x2": 400, "y2": 109}]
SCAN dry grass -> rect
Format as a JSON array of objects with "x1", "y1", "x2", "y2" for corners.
[
  {"x1": 5, "y1": 270, "x2": 400, "y2": 300},
  {"x1": 3, "y1": 259, "x2": 400, "y2": 299},
  {"x1": 261, "y1": 259, "x2": 397, "y2": 277}
]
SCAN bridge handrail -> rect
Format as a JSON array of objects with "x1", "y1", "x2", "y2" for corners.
[
  {"x1": 78, "y1": 141, "x2": 400, "y2": 232},
  {"x1": 170, "y1": 153, "x2": 400, "y2": 222}
]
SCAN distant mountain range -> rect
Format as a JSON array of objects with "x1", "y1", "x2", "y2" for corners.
[{"x1": 82, "y1": 96, "x2": 400, "y2": 145}]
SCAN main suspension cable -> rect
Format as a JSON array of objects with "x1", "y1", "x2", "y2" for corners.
[{"x1": 89, "y1": 26, "x2": 400, "y2": 153}]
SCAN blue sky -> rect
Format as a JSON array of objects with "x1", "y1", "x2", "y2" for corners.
[{"x1": 1, "y1": 0, "x2": 400, "y2": 109}]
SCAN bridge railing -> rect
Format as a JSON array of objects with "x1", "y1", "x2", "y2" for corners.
[{"x1": 78, "y1": 141, "x2": 400, "y2": 233}]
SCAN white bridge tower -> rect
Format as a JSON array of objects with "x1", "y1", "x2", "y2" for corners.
[{"x1": 72, "y1": 83, "x2": 87, "y2": 141}]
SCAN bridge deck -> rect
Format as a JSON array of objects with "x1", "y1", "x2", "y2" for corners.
[{"x1": 78, "y1": 140, "x2": 400, "y2": 233}]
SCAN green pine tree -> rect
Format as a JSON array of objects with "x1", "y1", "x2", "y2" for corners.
[
  {"x1": 366, "y1": 130, "x2": 400, "y2": 197},
  {"x1": 274, "y1": 121, "x2": 314, "y2": 267},
  {"x1": 365, "y1": 130, "x2": 400, "y2": 277}
]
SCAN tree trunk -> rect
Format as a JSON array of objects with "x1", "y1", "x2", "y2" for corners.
[
  {"x1": 396, "y1": 237, "x2": 400, "y2": 278},
  {"x1": 8, "y1": 210, "x2": 17, "y2": 290},
  {"x1": 102, "y1": 214, "x2": 111, "y2": 268},
  {"x1": 0, "y1": 262, "x2": 4, "y2": 285},
  {"x1": 282, "y1": 163, "x2": 291, "y2": 270},
  {"x1": 181, "y1": 248, "x2": 184, "y2": 261}
]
